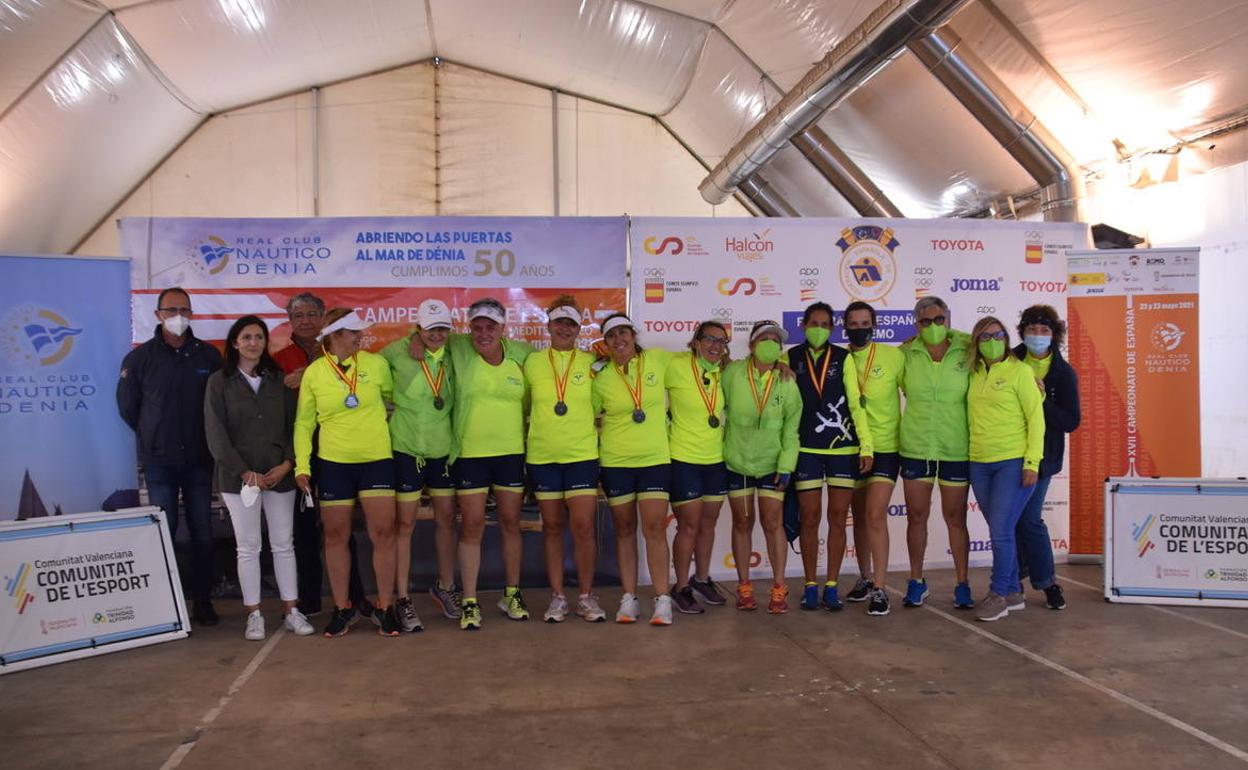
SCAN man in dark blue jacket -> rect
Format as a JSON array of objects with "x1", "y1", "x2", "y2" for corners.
[
  {"x1": 1012, "y1": 305, "x2": 1081, "y2": 610},
  {"x1": 117, "y1": 287, "x2": 223, "y2": 625}
]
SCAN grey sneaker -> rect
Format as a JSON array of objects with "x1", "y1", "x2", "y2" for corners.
[
  {"x1": 544, "y1": 594, "x2": 569, "y2": 623},
  {"x1": 670, "y1": 586, "x2": 705, "y2": 614},
  {"x1": 688, "y1": 576, "x2": 726, "y2": 606},
  {"x1": 396, "y1": 596, "x2": 424, "y2": 633},
  {"x1": 1005, "y1": 591, "x2": 1026, "y2": 611},
  {"x1": 977, "y1": 592, "x2": 1009, "y2": 622},
  {"x1": 430, "y1": 581, "x2": 462, "y2": 620},
  {"x1": 846, "y1": 577, "x2": 874, "y2": 602},
  {"x1": 616, "y1": 592, "x2": 641, "y2": 623},
  {"x1": 576, "y1": 594, "x2": 607, "y2": 622}
]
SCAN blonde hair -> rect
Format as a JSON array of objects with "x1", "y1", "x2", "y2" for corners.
[{"x1": 968, "y1": 315, "x2": 1009, "y2": 369}]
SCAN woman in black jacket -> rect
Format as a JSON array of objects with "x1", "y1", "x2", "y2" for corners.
[
  {"x1": 1012, "y1": 305, "x2": 1081, "y2": 610},
  {"x1": 205, "y1": 316, "x2": 314, "y2": 640}
]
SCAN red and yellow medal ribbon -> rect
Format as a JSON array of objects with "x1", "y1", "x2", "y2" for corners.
[
  {"x1": 805, "y1": 345, "x2": 832, "y2": 399},
  {"x1": 747, "y1": 358, "x2": 777, "y2": 417},
  {"x1": 419, "y1": 355, "x2": 445, "y2": 400},
  {"x1": 549, "y1": 348, "x2": 575, "y2": 404},
  {"x1": 855, "y1": 342, "x2": 878, "y2": 400},
  {"x1": 690, "y1": 355, "x2": 720, "y2": 420},
  {"x1": 322, "y1": 347, "x2": 358, "y2": 399},
  {"x1": 614, "y1": 353, "x2": 645, "y2": 414}
]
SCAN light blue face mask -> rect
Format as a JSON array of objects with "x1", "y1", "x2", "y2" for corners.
[{"x1": 1024, "y1": 334, "x2": 1052, "y2": 356}]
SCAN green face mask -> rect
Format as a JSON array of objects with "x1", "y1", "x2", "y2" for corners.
[
  {"x1": 804, "y1": 326, "x2": 830, "y2": 349},
  {"x1": 978, "y1": 339, "x2": 1005, "y2": 361},
  {"x1": 753, "y1": 339, "x2": 781, "y2": 364},
  {"x1": 919, "y1": 323, "x2": 948, "y2": 345}
]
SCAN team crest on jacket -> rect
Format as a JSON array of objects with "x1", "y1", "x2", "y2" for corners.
[{"x1": 837, "y1": 225, "x2": 898, "y2": 304}]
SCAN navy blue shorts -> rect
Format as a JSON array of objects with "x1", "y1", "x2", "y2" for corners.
[
  {"x1": 453, "y1": 454, "x2": 525, "y2": 495},
  {"x1": 316, "y1": 458, "x2": 394, "y2": 505},
  {"x1": 528, "y1": 459, "x2": 600, "y2": 500},
  {"x1": 726, "y1": 471, "x2": 786, "y2": 501},
  {"x1": 856, "y1": 451, "x2": 901, "y2": 487},
  {"x1": 671, "y1": 460, "x2": 728, "y2": 505},
  {"x1": 600, "y1": 464, "x2": 670, "y2": 505},
  {"x1": 900, "y1": 456, "x2": 970, "y2": 487},
  {"x1": 794, "y1": 451, "x2": 858, "y2": 492},
  {"x1": 394, "y1": 453, "x2": 455, "y2": 501}
]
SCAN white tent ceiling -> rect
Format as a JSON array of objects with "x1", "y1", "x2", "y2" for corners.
[{"x1": 2, "y1": 0, "x2": 1246, "y2": 253}]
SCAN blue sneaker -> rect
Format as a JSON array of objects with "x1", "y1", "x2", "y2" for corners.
[
  {"x1": 953, "y1": 582, "x2": 975, "y2": 609},
  {"x1": 822, "y1": 584, "x2": 843, "y2": 611},
  {"x1": 800, "y1": 583, "x2": 820, "y2": 610},
  {"x1": 903, "y1": 578, "x2": 929, "y2": 607}
]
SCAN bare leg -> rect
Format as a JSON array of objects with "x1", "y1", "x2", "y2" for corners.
[
  {"x1": 940, "y1": 484, "x2": 972, "y2": 584},
  {"x1": 360, "y1": 495, "x2": 398, "y2": 609},
  {"x1": 824, "y1": 487, "x2": 853, "y2": 583},
  {"x1": 851, "y1": 486, "x2": 872, "y2": 578},
  {"x1": 494, "y1": 490, "x2": 524, "y2": 587},
  {"x1": 394, "y1": 499, "x2": 419, "y2": 598},
  {"x1": 611, "y1": 501, "x2": 639, "y2": 596},
  {"x1": 903, "y1": 479, "x2": 935, "y2": 580},
  {"x1": 320, "y1": 503, "x2": 353, "y2": 608},
  {"x1": 457, "y1": 493, "x2": 486, "y2": 599},
  {"x1": 797, "y1": 490, "x2": 822, "y2": 583},
  {"x1": 728, "y1": 494, "x2": 756, "y2": 584},
  {"x1": 758, "y1": 496, "x2": 786, "y2": 586},
  {"x1": 539, "y1": 498, "x2": 568, "y2": 596},
  {"x1": 865, "y1": 481, "x2": 895, "y2": 588},
  {"x1": 672, "y1": 499, "x2": 702, "y2": 590},
  {"x1": 567, "y1": 493, "x2": 598, "y2": 593},
  {"x1": 693, "y1": 498, "x2": 723, "y2": 582},
  {"x1": 431, "y1": 493, "x2": 457, "y2": 588},
  {"x1": 639, "y1": 498, "x2": 672, "y2": 595}
]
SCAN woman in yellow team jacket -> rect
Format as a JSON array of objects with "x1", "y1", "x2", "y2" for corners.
[
  {"x1": 293, "y1": 308, "x2": 400, "y2": 638},
  {"x1": 966, "y1": 316, "x2": 1045, "y2": 623},
  {"x1": 523, "y1": 295, "x2": 603, "y2": 624}
]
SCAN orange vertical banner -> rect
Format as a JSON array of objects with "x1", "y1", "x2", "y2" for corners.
[{"x1": 1066, "y1": 249, "x2": 1200, "y2": 555}]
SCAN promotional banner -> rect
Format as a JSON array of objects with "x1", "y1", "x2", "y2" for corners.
[
  {"x1": 631, "y1": 217, "x2": 1089, "y2": 580},
  {"x1": 1105, "y1": 478, "x2": 1247, "y2": 607},
  {"x1": 121, "y1": 216, "x2": 629, "y2": 349},
  {"x1": 0, "y1": 255, "x2": 137, "y2": 519},
  {"x1": 1068, "y1": 248, "x2": 1200, "y2": 556},
  {"x1": 1, "y1": 508, "x2": 188, "y2": 674}
]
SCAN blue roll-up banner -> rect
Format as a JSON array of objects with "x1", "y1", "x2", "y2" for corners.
[{"x1": 0, "y1": 255, "x2": 137, "y2": 519}]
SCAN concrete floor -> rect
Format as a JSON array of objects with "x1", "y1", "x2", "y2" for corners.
[{"x1": 2, "y1": 564, "x2": 1247, "y2": 770}]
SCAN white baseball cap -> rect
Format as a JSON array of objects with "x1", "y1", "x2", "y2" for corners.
[
  {"x1": 469, "y1": 300, "x2": 506, "y2": 325},
  {"x1": 601, "y1": 315, "x2": 634, "y2": 336},
  {"x1": 749, "y1": 320, "x2": 784, "y2": 342},
  {"x1": 416, "y1": 299, "x2": 453, "y2": 329},
  {"x1": 547, "y1": 305, "x2": 580, "y2": 324},
  {"x1": 317, "y1": 309, "x2": 372, "y2": 341}
]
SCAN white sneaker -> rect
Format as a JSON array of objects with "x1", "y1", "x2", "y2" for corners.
[
  {"x1": 244, "y1": 610, "x2": 265, "y2": 641},
  {"x1": 544, "y1": 594, "x2": 569, "y2": 623},
  {"x1": 615, "y1": 592, "x2": 641, "y2": 624},
  {"x1": 650, "y1": 594, "x2": 673, "y2": 626},
  {"x1": 283, "y1": 608, "x2": 315, "y2": 636},
  {"x1": 576, "y1": 593, "x2": 606, "y2": 623}
]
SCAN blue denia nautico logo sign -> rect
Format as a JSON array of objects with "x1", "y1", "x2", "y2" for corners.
[{"x1": 1, "y1": 306, "x2": 83, "y2": 366}]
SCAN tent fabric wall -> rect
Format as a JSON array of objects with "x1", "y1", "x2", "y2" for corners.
[{"x1": 73, "y1": 61, "x2": 749, "y2": 256}]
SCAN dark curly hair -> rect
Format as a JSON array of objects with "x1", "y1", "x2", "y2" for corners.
[{"x1": 1017, "y1": 304, "x2": 1066, "y2": 349}]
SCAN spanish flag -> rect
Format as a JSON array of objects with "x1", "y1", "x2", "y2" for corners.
[
  {"x1": 1025, "y1": 243, "x2": 1043, "y2": 264},
  {"x1": 645, "y1": 282, "x2": 664, "y2": 303}
]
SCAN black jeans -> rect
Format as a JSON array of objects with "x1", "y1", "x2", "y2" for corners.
[{"x1": 145, "y1": 462, "x2": 215, "y2": 602}]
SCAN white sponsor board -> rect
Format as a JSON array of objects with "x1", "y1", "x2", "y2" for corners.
[
  {"x1": 630, "y1": 217, "x2": 1089, "y2": 581},
  {"x1": 1105, "y1": 478, "x2": 1248, "y2": 607},
  {"x1": 1, "y1": 507, "x2": 188, "y2": 674}
]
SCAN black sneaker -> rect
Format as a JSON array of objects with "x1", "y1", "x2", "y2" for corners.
[
  {"x1": 846, "y1": 577, "x2": 874, "y2": 603},
  {"x1": 670, "y1": 586, "x2": 705, "y2": 614},
  {"x1": 1044, "y1": 584, "x2": 1067, "y2": 611},
  {"x1": 192, "y1": 599, "x2": 219, "y2": 627},
  {"x1": 323, "y1": 606, "x2": 358, "y2": 638},
  {"x1": 866, "y1": 588, "x2": 890, "y2": 616},
  {"x1": 376, "y1": 606, "x2": 402, "y2": 637},
  {"x1": 355, "y1": 596, "x2": 376, "y2": 619},
  {"x1": 688, "y1": 576, "x2": 726, "y2": 606}
]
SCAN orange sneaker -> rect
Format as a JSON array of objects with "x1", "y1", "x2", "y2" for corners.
[
  {"x1": 767, "y1": 584, "x2": 790, "y2": 614},
  {"x1": 736, "y1": 582, "x2": 758, "y2": 611}
]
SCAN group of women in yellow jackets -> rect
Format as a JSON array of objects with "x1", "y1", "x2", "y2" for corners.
[{"x1": 285, "y1": 292, "x2": 1070, "y2": 637}]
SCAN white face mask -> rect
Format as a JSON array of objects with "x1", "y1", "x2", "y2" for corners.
[
  {"x1": 162, "y1": 314, "x2": 190, "y2": 336},
  {"x1": 240, "y1": 483, "x2": 260, "y2": 508}
]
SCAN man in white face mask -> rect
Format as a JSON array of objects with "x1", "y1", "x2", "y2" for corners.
[{"x1": 117, "y1": 287, "x2": 224, "y2": 626}]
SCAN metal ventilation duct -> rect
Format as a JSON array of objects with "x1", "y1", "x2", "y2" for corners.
[
  {"x1": 908, "y1": 28, "x2": 1085, "y2": 222},
  {"x1": 698, "y1": 0, "x2": 969, "y2": 206},
  {"x1": 739, "y1": 175, "x2": 800, "y2": 217},
  {"x1": 791, "y1": 126, "x2": 903, "y2": 217}
]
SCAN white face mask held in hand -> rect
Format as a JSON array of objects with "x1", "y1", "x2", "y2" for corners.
[
  {"x1": 162, "y1": 314, "x2": 190, "y2": 336},
  {"x1": 240, "y1": 482, "x2": 261, "y2": 507}
]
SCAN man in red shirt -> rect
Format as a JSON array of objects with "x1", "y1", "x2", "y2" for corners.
[{"x1": 275, "y1": 292, "x2": 370, "y2": 617}]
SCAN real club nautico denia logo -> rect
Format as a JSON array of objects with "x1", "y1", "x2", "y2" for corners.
[
  {"x1": 1, "y1": 306, "x2": 83, "y2": 366},
  {"x1": 196, "y1": 236, "x2": 233, "y2": 275},
  {"x1": 837, "y1": 225, "x2": 898, "y2": 305},
  {"x1": 5, "y1": 562, "x2": 36, "y2": 613}
]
